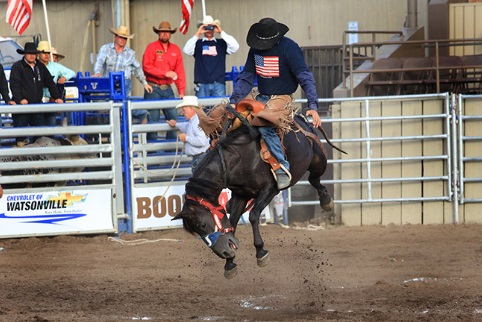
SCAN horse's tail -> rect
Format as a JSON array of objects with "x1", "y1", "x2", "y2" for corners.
[{"x1": 317, "y1": 125, "x2": 348, "y2": 155}]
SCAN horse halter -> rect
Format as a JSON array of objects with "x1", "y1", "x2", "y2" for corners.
[{"x1": 186, "y1": 195, "x2": 234, "y2": 247}]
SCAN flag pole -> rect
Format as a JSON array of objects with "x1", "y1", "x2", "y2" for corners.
[
  {"x1": 41, "y1": 0, "x2": 54, "y2": 62},
  {"x1": 202, "y1": 0, "x2": 206, "y2": 18}
]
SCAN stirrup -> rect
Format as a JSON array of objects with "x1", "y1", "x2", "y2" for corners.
[{"x1": 270, "y1": 164, "x2": 292, "y2": 182}]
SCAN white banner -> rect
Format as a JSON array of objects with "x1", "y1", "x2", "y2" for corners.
[
  {"x1": 132, "y1": 184, "x2": 271, "y2": 232},
  {"x1": 0, "y1": 189, "x2": 115, "y2": 238}
]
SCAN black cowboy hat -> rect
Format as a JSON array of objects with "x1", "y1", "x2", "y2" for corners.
[
  {"x1": 17, "y1": 42, "x2": 41, "y2": 55},
  {"x1": 246, "y1": 17, "x2": 289, "y2": 51}
]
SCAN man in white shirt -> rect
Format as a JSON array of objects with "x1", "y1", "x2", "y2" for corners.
[{"x1": 168, "y1": 96, "x2": 210, "y2": 170}]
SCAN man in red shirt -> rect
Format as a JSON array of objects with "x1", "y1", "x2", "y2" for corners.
[{"x1": 142, "y1": 21, "x2": 186, "y2": 141}]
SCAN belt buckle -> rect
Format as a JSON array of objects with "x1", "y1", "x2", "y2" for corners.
[{"x1": 160, "y1": 84, "x2": 169, "y2": 90}]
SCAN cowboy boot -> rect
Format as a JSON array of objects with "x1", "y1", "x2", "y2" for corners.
[{"x1": 275, "y1": 165, "x2": 292, "y2": 190}]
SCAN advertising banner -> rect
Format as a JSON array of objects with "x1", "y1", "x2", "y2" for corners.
[
  {"x1": 0, "y1": 189, "x2": 115, "y2": 238},
  {"x1": 132, "y1": 184, "x2": 271, "y2": 232}
]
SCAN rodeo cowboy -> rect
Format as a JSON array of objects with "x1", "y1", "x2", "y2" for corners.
[{"x1": 229, "y1": 17, "x2": 322, "y2": 190}]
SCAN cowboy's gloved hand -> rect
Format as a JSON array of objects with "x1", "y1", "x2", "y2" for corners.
[{"x1": 306, "y1": 110, "x2": 321, "y2": 128}]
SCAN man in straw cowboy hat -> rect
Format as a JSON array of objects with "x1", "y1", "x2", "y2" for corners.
[
  {"x1": 229, "y1": 18, "x2": 322, "y2": 190},
  {"x1": 94, "y1": 25, "x2": 152, "y2": 124},
  {"x1": 37, "y1": 41, "x2": 76, "y2": 125},
  {"x1": 183, "y1": 15, "x2": 239, "y2": 98},
  {"x1": 143, "y1": 21, "x2": 186, "y2": 141},
  {"x1": 9, "y1": 42, "x2": 63, "y2": 145},
  {"x1": 50, "y1": 47, "x2": 65, "y2": 63},
  {"x1": 167, "y1": 95, "x2": 209, "y2": 170}
]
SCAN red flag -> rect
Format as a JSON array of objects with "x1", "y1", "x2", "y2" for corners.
[
  {"x1": 6, "y1": 0, "x2": 33, "y2": 35},
  {"x1": 179, "y1": 0, "x2": 194, "y2": 35}
]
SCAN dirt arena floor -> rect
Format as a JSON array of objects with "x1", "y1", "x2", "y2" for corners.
[{"x1": 0, "y1": 222, "x2": 481, "y2": 322}]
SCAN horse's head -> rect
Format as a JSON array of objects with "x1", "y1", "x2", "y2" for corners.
[{"x1": 173, "y1": 195, "x2": 239, "y2": 259}]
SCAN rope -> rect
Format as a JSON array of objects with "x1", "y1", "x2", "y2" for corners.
[
  {"x1": 108, "y1": 237, "x2": 182, "y2": 245},
  {"x1": 279, "y1": 223, "x2": 326, "y2": 231},
  {"x1": 130, "y1": 136, "x2": 185, "y2": 206},
  {"x1": 131, "y1": 136, "x2": 185, "y2": 176}
]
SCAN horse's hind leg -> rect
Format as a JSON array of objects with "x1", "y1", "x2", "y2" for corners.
[{"x1": 308, "y1": 174, "x2": 334, "y2": 212}]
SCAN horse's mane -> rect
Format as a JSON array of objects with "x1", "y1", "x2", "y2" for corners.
[
  {"x1": 220, "y1": 124, "x2": 259, "y2": 146},
  {"x1": 185, "y1": 177, "x2": 224, "y2": 200},
  {"x1": 193, "y1": 123, "x2": 260, "y2": 173}
]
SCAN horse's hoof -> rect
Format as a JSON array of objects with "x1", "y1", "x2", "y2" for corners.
[
  {"x1": 321, "y1": 198, "x2": 334, "y2": 212},
  {"x1": 257, "y1": 252, "x2": 270, "y2": 267},
  {"x1": 224, "y1": 266, "x2": 238, "y2": 279}
]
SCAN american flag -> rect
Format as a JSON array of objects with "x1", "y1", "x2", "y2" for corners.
[
  {"x1": 6, "y1": 0, "x2": 33, "y2": 35},
  {"x1": 202, "y1": 45, "x2": 218, "y2": 56},
  {"x1": 179, "y1": 0, "x2": 193, "y2": 35},
  {"x1": 255, "y1": 54, "x2": 279, "y2": 77}
]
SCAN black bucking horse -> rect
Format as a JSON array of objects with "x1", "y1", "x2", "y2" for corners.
[{"x1": 173, "y1": 109, "x2": 344, "y2": 279}]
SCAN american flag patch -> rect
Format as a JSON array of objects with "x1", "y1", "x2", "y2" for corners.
[
  {"x1": 255, "y1": 54, "x2": 279, "y2": 77},
  {"x1": 202, "y1": 45, "x2": 218, "y2": 56}
]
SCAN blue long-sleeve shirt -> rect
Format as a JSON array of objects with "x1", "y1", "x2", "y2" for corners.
[{"x1": 229, "y1": 36, "x2": 319, "y2": 111}]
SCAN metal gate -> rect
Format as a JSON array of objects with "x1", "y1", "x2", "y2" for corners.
[{"x1": 290, "y1": 93, "x2": 482, "y2": 226}]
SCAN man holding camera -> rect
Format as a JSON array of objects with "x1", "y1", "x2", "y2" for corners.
[{"x1": 183, "y1": 15, "x2": 239, "y2": 98}]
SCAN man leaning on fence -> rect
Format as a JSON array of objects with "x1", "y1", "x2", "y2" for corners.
[
  {"x1": 94, "y1": 25, "x2": 152, "y2": 124},
  {"x1": 9, "y1": 42, "x2": 63, "y2": 146},
  {"x1": 168, "y1": 96, "x2": 209, "y2": 170}
]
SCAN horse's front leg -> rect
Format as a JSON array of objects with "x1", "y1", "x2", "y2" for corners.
[
  {"x1": 225, "y1": 195, "x2": 249, "y2": 232},
  {"x1": 248, "y1": 188, "x2": 279, "y2": 267},
  {"x1": 248, "y1": 206, "x2": 270, "y2": 267},
  {"x1": 223, "y1": 195, "x2": 249, "y2": 279},
  {"x1": 224, "y1": 257, "x2": 237, "y2": 279}
]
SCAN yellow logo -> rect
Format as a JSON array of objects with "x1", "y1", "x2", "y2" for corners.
[{"x1": 48, "y1": 192, "x2": 86, "y2": 207}]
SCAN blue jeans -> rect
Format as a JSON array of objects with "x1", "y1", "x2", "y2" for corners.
[
  {"x1": 256, "y1": 95, "x2": 290, "y2": 172},
  {"x1": 144, "y1": 85, "x2": 178, "y2": 141},
  {"x1": 46, "y1": 112, "x2": 58, "y2": 126},
  {"x1": 125, "y1": 79, "x2": 148, "y2": 123},
  {"x1": 195, "y1": 82, "x2": 226, "y2": 97},
  {"x1": 190, "y1": 153, "x2": 206, "y2": 171},
  {"x1": 12, "y1": 113, "x2": 49, "y2": 143}
]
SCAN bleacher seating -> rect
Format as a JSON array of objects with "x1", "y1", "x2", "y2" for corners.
[
  {"x1": 366, "y1": 55, "x2": 482, "y2": 96},
  {"x1": 458, "y1": 54, "x2": 482, "y2": 94},
  {"x1": 366, "y1": 58, "x2": 403, "y2": 96},
  {"x1": 399, "y1": 57, "x2": 433, "y2": 95}
]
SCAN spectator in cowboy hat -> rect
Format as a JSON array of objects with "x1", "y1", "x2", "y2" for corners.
[
  {"x1": 93, "y1": 25, "x2": 152, "y2": 124},
  {"x1": 143, "y1": 21, "x2": 186, "y2": 141},
  {"x1": 183, "y1": 15, "x2": 239, "y2": 98},
  {"x1": 37, "y1": 41, "x2": 76, "y2": 125},
  {"x1": 50, "y1": 47, "x2": 65, "y2": 63},
  {"x1": 167, "y1": 96, "x2": 209, "y2": 170},
  {"x1": 9, "y1": 42, "x2": 63, "y2": 145},
  {"x1": 229, "y1": 18, "x2": 322, "y2": 190}
]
